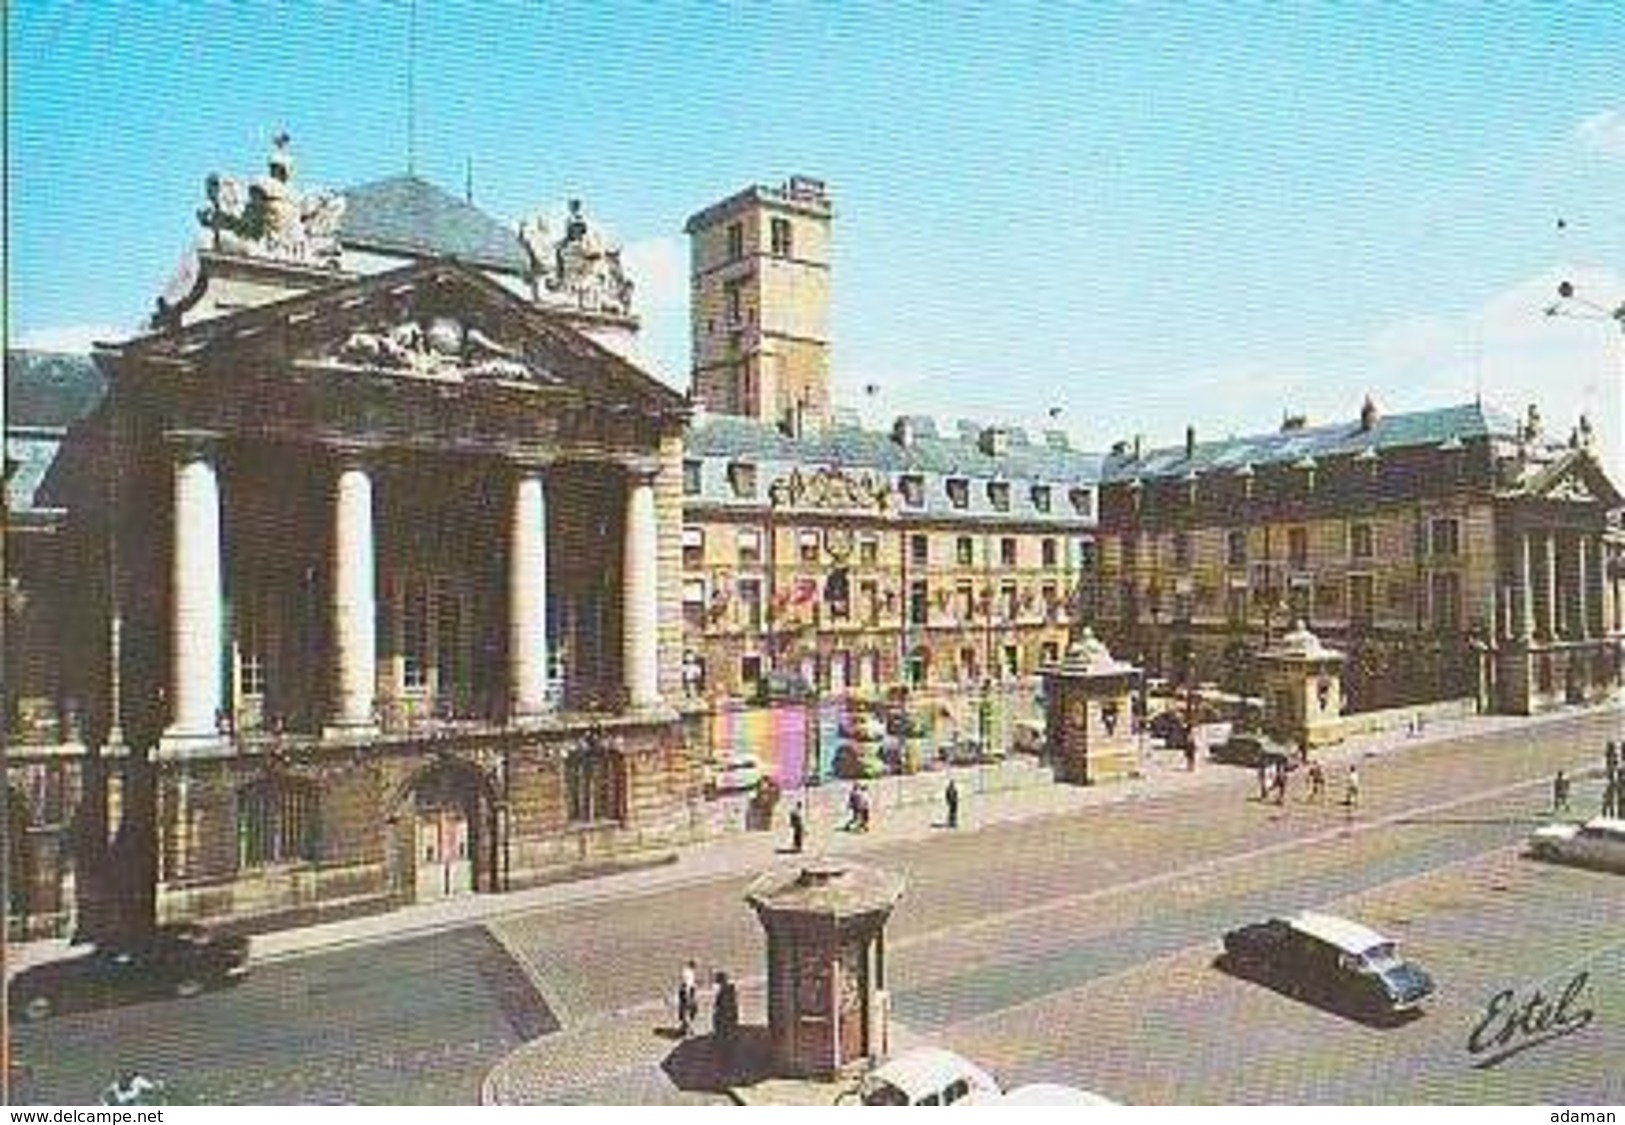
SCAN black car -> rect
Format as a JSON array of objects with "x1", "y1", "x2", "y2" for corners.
[
  {"x1": 1148, "y1": 710, "x2": 1193, "y2": 749},
  {"x1": 1220, "y1": 912, "x2": 1434, "y2": 1021},
  {"x1": 9, "y1": 924, "x2": 250, "y2": 1021},
  {"x1": 1208, "y1": 731, "x2": 1296, "y2": 769}
]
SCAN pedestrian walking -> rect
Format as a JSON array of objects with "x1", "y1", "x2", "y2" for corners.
[
  {"x1": 1603, "y1": 772, "x2": 1619, "y2": 819},
  {"x1": 677, "y1": 959, "x2": 699, "y2": 1037},
  {"x1": 1307, "y1": 761, "x2": 1326, "y2": 803},
  {"x1": 1256, "y1": 760, "x2": 1269, "y2": 801},
  {"x1": 788, "y1": 800, "x2": 805, "y2": 853},
  {"x1": 857, "y1": 783, "x2": 872, "y2": 832},
  {"x1": 712, "y1": 970, "x2": 740, "y2": 1058},
  {"x1": 1344, "y1": 764, "x2": 1361, "y2": 809},
  {"x1": 1553, "y1": 769, "x2": 1572, "y2": 815},
  {"x1": 846, "y1": 783, "x2": 863, "y2": 832},
  {"x1": 1183, "y1": 741, "x2": 1197, "y2": 772},
  {"x1": 1271, "y1": 762, "x2": 1288, "y2": 805},
  {"x1": 945, "y1": 776, "x2": 960, "y2": 829}
]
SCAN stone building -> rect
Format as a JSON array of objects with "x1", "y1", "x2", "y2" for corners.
[
  {"x1": 686, "y1": 176, "x2": 833, "y2": 435},
  {"x1": 4, "y1": 137, "x2": 697, "y2": 938},
  {"x1": 678, "y1": 179, "x2": 1100, "y2": 717},
  {"x1": 1091, "y1": 400, "x2": 1625, "y2": 716}
]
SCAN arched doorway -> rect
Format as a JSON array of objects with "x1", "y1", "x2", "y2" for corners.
[{"x1": 406, "y1": 761, "x2": 485, "y2": 902}]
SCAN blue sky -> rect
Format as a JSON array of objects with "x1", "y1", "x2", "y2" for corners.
[{"x1": 9, "y1": 2, "x2": 1624, "y2": 464}]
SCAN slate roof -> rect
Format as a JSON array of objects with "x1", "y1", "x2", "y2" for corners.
[
  {"x1": 5, "y1": 351, "x2": 106, "y2": 517},
  {"x1": 687, "y1": 413, "x2": 1102, "y2": 525},
  {"x1": 339, "y1": 175, "x2": 530, "y2": 274},
  {"x1": 1100, "y1": 402, "x2": 1522, "y2": 484}
]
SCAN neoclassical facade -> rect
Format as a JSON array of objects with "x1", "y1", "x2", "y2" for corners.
[
  {"x1": 1091, "y1": 400, "x2": 1625, "y2": 715},
  {"x1": 5, "y1": 139, "x2": 695, "y2": 938}
]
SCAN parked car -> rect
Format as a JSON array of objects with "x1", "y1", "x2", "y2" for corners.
[
  {"x1": 1220, "y1": 911, "x2": 1434, "y2": 1021},
  {"x1": 851, "y1": 1047, "x2": 999, "y2": 1106},
  {"x1": 1528, "y1": 816, "x2": 1625, "y2": 873},
  {"x1": 1011, "y1": 719, "x2": 1047, "y2": 755},
  {"x1": 705, "y1": 754, "x2": 763, "y2": 795},
  {"x1": 937, "y1": 736, "x2": 1000, "y2": 766},
  {"x1": 962, "y1": 1083, "x2": 1119, "y2": 1105},
  {"x1": 1148, "y1": 709, "x2": 1193, "y2": 749},
  {"x1": 1209, "y1": 731, "x2": 1297, "y2": 769},
  {"x1": 9, "y1": 924, "x2": 250, "y2": 1021}
]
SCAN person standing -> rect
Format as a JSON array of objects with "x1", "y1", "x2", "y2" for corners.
[
  {"x1": 1272, "y1": 762, "x2": 1288, "y2": 805},
  {"x1": 1344, "y1": 764, "x2": 1361, "y2": 809},
  {"x1": 1183, "y1": 741, "x2": 1197, "y2": 772},
  {"x1": 1256, "y1": 760, "x2": 1269, "y2": 801},
  {"x1": 1606, "y1": 742, "x2": 1620, "y2": 817},
  {"x1": 712, "y1": 970, "x2": 739, "y2": 1059},
  {"x1": 1553, "y1": 769, "x2": 1572, "y2": 815},
  {"x1": 677, "y1": 959, "x2": 699, "y2": 1037},
  {"x1": 789, "y1": 800, "x2": 806, "y2": 853},
  {"x1": 846, "y1": 783, "x2": 863, "y2": 832},
  {"x1": 1307, "y1": 761, "x2": 1325, "y2": 803},
  {"x1": 945, "y1": 776, "x2": 960, "y2": 829}
]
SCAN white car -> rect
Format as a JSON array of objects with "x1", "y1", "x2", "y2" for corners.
[
  {"x1": 1529, "y1": 816, "x2": 1625, "y2": 873},
  {"x1": 962, "y1": 1083, "x2": 1119, "y2": 1106},
  {"x1": 705, "y1": 754, "x2": 763, "y2": 795},
  {"x1": 853, "y1": 1047, "x2": 999, "y2": 1106}
]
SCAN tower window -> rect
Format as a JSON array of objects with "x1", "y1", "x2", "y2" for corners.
[
  {"x1": 727, "y1": 222, "x2": 744, "y2": 261},
  {"x1": 771, "y1": 217, "x2": 793, "y2": 258}
]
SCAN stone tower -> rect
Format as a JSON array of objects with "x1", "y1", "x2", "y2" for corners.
[{"x1": 685, "y1": 176, "x2": 832, "y2": 433}]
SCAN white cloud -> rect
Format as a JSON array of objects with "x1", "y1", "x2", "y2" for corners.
[
  {"x1": 1575, "y1": 110, "x2": 1625, "y2": 158},
  {"x1": 12, "y1": 323, "x2": 133, "y2": 353},
  {"x1": 621, "y1": 236, "x2": 686, "y2": 313}
]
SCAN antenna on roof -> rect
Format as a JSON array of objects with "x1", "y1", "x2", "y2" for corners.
[
  {"x1": 406, "y1": 0, "x2": 419, "y2": 175},
  {"x1": 465, "y1": 156, "x2": 474, "y2": 204}
]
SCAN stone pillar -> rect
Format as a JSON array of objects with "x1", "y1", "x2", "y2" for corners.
[
  {"x1": 623, "y1": 464, "x2": 661, "y2": 710},
  {"x1": 162, "y1": 435, "x2": 223, "y2": 748},
  {"x1": 1544, "y1": 532, "x2": 1560, "y2": 640},
  {"x1": 1518, "y1": 532, "x2": 1534, "y2": 641},
  {"x1": 330, "y1": 456, "x2": 377, "y2": 732},
  {"x1": 1577, "y1": 535, "x2": 1592, "y2": 640},
  {"x1": 510, "y1": 465, "x2": 551, "y2": 720}
]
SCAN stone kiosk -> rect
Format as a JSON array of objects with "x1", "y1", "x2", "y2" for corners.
[
  {"x1": 1259, "y1": 620, "x2": 1346, "y2": 748},
  {"x1": 1041, "y1": 627, "x2": 1141, "y2": 785},
  {"x1": 745, "y1": 860, "x2": 905, "y2": 1080}
]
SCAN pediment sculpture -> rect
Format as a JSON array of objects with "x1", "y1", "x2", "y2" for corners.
[
  {"x1": 335, "y1": 316, "x2": 535, "y2": 382},
  {"x1": 1546, "y1": 474, "x2": 1596, "y2": 504},
  {"x1": 518, "y1": 199, "x2": 635, "y2": 316},
  {"x1": 196, "y1": 133, "x2": 345, "y2": 269}
]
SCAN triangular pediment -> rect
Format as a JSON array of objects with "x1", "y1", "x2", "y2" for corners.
[
  {"x1": 1523, "y1": 449, "x2": 1625, "y2": 510},
  {"x1": 112, "y1": 258, "x2": 687, "y2": 417}
]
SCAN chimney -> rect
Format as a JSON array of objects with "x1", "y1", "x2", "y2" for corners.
[
  {"x1": 1185, "y1": 425, "x2": 1196, "y2": 460},
  {"x1": 892, "y1": 416, "x2": 916, "y2": 448},
  {"x1": 1132, "y1": 434, "x2": 1144, "y2": 461},
  {"x1": 1281, "y1": 412, "x2": 1308, "y2": 432},
  {"x1": 979, "y1": 426, "x2": 1009, "y2": 458},
  {"x1": 1359, "y1": 396, "x2": 1378, "y2": 433}
]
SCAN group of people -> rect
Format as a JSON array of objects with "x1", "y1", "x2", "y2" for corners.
[
  {"x1": 1256, "y1": 759, "x2": 1359, "y2": 808},
  {"x1": 676, "y1": 959, "x2": 739, "y2": 1055}
]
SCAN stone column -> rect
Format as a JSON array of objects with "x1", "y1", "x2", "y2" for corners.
[
  {"x1": 1544, "y1": 532, "x2": 1560, "y2": 640},
  {"x1": 622, "y1": 463, "x2": 662, "y2": 710},
  {"x1": 1577, "y1": 535, "x2": 1592, "y2": 640},
  {"x1": 509, "y1": 464, "x2": 551, "y2": 720},
  {"x1": 163, "y1": 435, "x2": 223, "y2": 748},
  {"x1": 329, "y1": 455, "x2": 377, "y2": 732},
  {"x1": 1518, "y1": 532, "x2": 1534, "y2": 641}
]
